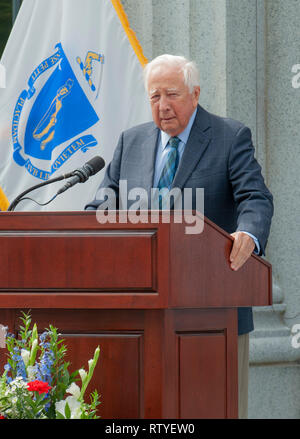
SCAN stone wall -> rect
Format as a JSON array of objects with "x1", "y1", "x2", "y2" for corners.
[{"x1": 121, "y1": 0, "x2": 300, "y2": 418}]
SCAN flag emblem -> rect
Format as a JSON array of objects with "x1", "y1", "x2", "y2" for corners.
[
  {"x1": 76, "y1": 51, "x2": 104, "y2": 94},
  {"x1": 12, "y1": 43, "x2": 101, "y2": 180}
]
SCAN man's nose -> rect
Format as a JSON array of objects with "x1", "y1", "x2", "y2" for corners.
[{"x1": 159, "y1": 95, "x2": 170, "y2": 112}]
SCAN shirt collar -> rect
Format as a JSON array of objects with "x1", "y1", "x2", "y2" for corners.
[{"x1": 160, "y1": 107, "x2": 197, "y2": 150}]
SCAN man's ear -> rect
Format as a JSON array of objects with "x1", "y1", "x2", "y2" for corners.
[{"x1": 193, "y1": 86, "x2": 200, "y2": 104}]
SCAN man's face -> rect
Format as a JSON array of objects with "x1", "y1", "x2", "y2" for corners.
[{"x1": 147, "y1": 66, "x2": 200, "y2": 136}]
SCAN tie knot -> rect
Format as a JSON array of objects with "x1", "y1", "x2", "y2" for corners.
[{"x1": 168, "y1": 137, "x2": 180, "y2": 149}]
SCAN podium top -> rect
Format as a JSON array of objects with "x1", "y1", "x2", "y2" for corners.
[{"x1": 0, "y1": 211, "x2": 271, "y2": 309}]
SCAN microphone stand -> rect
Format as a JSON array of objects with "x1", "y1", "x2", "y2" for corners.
[{"x1": 7, "y1": 171, "x2": 74, "y2": 211}]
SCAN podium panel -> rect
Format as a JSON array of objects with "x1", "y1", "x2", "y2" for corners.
[
  {"x1": 0, "y1": 308, "x2": 237, "y2": 418},
  {"x1": 0, "y1": 212, "x2": 272, "y2": 418}
]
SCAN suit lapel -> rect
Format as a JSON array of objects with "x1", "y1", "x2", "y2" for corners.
[
  {"x1": 139, "y1": 123, "x2": 160, "y2": 189},
  {"x1": 172, "y1": 105, "x2": 212, "y2": 189}
]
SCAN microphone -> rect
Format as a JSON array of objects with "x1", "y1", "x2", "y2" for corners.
[
  {"x1": 7, "y1": 156, "x2": 105, "y2": 211},
  {"x1": 57, "y1": 156, "x2": 105, "y2": 195}
]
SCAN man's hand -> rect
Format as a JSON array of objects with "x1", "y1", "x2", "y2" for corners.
[{"x1": 229, "y1": 231, "x2": 255, "y2": 271}]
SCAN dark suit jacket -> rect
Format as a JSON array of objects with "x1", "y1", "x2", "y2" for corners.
[{"x1": 85, "y1": 104, "x2": 274, "y2": 334}]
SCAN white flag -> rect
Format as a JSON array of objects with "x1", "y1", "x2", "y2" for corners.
[{"x1": 0, "y1": 0, "x2": 151, "y2": 211}]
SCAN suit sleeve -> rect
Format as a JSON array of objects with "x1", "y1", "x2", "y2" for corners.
[
  {"x1": 84, "y1": 133, "x2": 123, "y2": 210},
  {"x1": 228, "y1": 125, "x2": 274, "y2": 255}
]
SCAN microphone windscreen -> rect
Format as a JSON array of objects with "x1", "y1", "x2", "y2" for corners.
[{"x1": 86, "y1": 156, "x2": 105, "y2": 175}]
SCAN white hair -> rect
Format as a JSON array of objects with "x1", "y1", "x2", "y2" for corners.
[{"x1": 143, "y1": 54, "x2": 200, "y2": 93}]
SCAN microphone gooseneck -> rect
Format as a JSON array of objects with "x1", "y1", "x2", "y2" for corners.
[{"x1": 7, "y1": 156, "x2": 105, "y2": 211}]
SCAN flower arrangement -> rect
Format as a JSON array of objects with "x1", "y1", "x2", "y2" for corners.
[{"x1": 0, "y1": 312, "x2": 100, "y2": 419}]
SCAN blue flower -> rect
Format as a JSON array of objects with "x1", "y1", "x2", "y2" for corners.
[
  {"x1": 38, "y1": 350, "x2": 54, "y2": 384},
  {"x1": 39, "y1": 332, "x2": 48, "y2": 344},
  {"x1": 16, "y1": 357, "x2": 27, "y2": 380},
  {"x1": 34, "y1": 365, "x2": 43, "y2": 381}
]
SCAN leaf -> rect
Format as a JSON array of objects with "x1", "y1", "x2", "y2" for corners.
[
  {"x1": 25, "y1": 396, "x2": 36, "y2": 409},
  {"x1": 70, "y1": 370, "x2": 79, "y2": 381},
  {"x1": 61, "y1": 369, "x2": 70, "y2": 385},
  {"x1": 64, "y1": 402, "x2": 71, "y2": 419}
]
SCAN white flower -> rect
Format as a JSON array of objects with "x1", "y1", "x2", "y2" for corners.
[
  {"x1": 55, "y1": 396, "x2": 82, "y2": 419},
  {"x1": 78, "y1": 368, "x2": 87, "y2": 383},
  {"x1": 27, "y1": 366, "x2": 36, "y2": 381},
  {"x1": 29, "y1": 339, "x2": 38, "y2": 364},
  {"x1": 55, "y1": 399, "x2": 66, "y2": 416},
  {"x1": 66, "y1": 382, "x2": 81, "y2": 399},
  {"x1": 21, "y1": 349, "x2": 30, "y2": 367},
  {"x1": 12, "y1": 377, "x2": 27, "y2": 388}
]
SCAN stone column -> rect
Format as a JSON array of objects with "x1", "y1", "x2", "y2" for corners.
[{"x1": 248, "y1": 0, "x2": 300, "y2": 418}]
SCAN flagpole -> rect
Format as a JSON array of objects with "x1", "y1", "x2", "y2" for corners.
[{"x1": 12, "y1": 0, "x2": 22, "y2": 24}]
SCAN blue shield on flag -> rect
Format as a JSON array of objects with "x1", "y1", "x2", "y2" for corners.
[{"x1": 24, "y1": 47, "x2": 99, "y2": 161}]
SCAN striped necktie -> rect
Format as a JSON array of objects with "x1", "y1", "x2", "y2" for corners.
[
  {"x1": 157, "y1": 136, "x2": 180, "y2": 190},
  {"x1": 157, "y1": 136, "x2": 180, "y2": 209}
]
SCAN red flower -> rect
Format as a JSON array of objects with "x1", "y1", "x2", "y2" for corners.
[
  {"x1": 0, "y1": 415, "x2": 5, "y2": 419},
  {"x1": 27, "y1": 380, "x2": 51, "y2": 395}
]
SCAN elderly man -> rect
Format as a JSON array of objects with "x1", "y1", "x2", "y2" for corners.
[{"x1": 85, "y1": 54, "x2": 273, "y2": 418}]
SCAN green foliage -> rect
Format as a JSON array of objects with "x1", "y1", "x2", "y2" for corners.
[{"x1": 0, "y1": 312, "x2": 101, "y2": 419}]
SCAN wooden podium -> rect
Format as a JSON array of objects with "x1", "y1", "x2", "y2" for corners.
[{"x1": 0, "y1": 211, "x2": 271, "y2": 419}]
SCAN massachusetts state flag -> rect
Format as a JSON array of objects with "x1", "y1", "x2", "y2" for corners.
[{"x1": 0, "y1": 0, "x2": 151, "y2": 211}]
